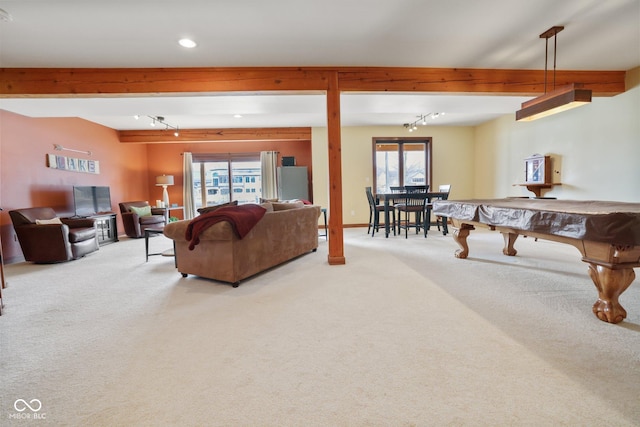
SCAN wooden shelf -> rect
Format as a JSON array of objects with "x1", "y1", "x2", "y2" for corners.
[{"x1": 515, "y1": 183, "x2": 562, "y2": 198}]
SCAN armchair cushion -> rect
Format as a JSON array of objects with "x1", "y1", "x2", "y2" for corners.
[
  {"x1": 36, "y1": 217, "x2": 63, "y2": 225},
  {"x1": 129, "y1": 205, "x2": 152, "y2": 217},
  {"x1": 68, "y1": 227, "x2": 98, "y2": 243}
]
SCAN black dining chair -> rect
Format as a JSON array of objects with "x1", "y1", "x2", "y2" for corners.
[
  {"x1": 366, "y1": 187, "x2": 394, "y2": 237},
  {"x1": 404, "y1": 185, "x2": 428, "y2": 193},
  {"x1": 424, "y1": 184, "x2": 451, "y2": 236},
  {"x1": 396, "y1": 189, "x2": 428, "y2": 238}
]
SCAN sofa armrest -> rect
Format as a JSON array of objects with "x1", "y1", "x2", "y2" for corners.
[
  {"x1": 14, "y1": 224, "x2": 73, "y2": 261},
  {"x1": 151, "y1": 207, "x2": 166, "y2": 216}
]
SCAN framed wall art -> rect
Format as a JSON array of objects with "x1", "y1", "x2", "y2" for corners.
[
  {"x1": 524, "y1": 154, "x2": 550, "y2": 184},
  {"x1": 47, "y1": 154, "x2": 100, "y2": 175}
]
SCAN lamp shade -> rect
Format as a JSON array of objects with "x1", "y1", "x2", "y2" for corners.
[{"x1": 156, "y1": 175, "x2": 174, "y2": 186}]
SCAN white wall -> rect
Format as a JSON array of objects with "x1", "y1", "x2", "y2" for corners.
[{"x1": 474, "y1": 67, "x2": 640, "y2": 201}]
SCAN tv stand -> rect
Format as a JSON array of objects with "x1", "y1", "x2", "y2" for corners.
[{"x1": 91, "y1": 213, "x2": 118, "y2": 245}]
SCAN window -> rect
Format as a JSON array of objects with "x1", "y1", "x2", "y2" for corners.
[
  {"x1": 373, "y1": 138, "x2": 432, "y2": 193},
  {"x1": 191, "y1": 153, "x2": 262, "y2": 208}
]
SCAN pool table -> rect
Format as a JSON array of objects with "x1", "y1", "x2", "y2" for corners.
[{"x1": 432, "y1": 198, "x2": 640, "y2": 324}]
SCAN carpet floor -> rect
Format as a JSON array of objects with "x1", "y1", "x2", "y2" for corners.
[{"x1": 1, "y1": 228, "x2": 639, "y2": 426}]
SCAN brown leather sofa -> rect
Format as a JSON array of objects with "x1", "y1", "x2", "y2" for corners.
[
  {"x1": 164, "y1": 202, "x2": 321, "y2": 286},
  {"x1": 9, "y1": 207, "x2": 99, "y2": 263},
  {"x1": 119, "y1": 201, "x2": 166, "y2": 238}
]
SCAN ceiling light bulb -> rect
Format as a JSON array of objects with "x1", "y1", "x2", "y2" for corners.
[
  {"x1": 134, "y1": 115, "x2": 140, "y2": 120},
  {"x1": 178, "y1": 38, "x2": 197, "y2": 48},
  {"x1": 233, "y1": 114, "x2": 243, "y2": 119},
  {"x1": 150, "y1": 120, "x2": 155, "y2": 127}
]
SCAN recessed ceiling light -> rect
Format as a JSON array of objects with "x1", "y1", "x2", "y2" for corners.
[
  {"x1": 233, "y1": 114, "x2": 243, "y2": 119},
  {"x1": 178, "y1": 38, "x2": 197, "y2": 48}
]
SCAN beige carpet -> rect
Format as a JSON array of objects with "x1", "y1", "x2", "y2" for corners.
[{"x1": 1, "y1": 228, "x2": 639, "y2": 426}]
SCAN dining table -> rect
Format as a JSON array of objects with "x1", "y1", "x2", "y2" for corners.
[{"x1": 375, "y1": 191, "x2": 449, "y2": 237}]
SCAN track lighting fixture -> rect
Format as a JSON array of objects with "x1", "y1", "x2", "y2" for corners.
[
  {"x1": 135, "y1": 115, "x2": 180, "y2": 137},
  {"x1": 403, "y1": 113, "x2": 444, "y2": 131}
]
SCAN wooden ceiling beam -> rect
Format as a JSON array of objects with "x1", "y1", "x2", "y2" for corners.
[
  {"x1": 337, "y1": 67, "x2": 626, "y2": 96},
  {"x1": 0, "y1": 67, "x2": 626, "y2": 97},
  {"x1": 0, "y1": 67, "x2": 332, "y2": 95},
  {"x1": 118, "y1": 127, "x2": 312, "y2": 143}
]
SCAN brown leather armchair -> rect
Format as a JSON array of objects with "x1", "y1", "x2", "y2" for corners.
[
  {"x1": 119, "y1": 201, "x2": 166, "y2": 238},
  {"x1": 9, "y1": 207, "x2": 99, "y2": 263}
]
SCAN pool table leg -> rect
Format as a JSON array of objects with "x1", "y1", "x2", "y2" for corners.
[
  {"x1": 588, "y1": 263, "x2": 635, "y2": 324},
  {"x1": 453, "y1": 224, "x2": 474, "y2": 258},
  {"x1": 501, "y1": 232, "x2": 518, "y2": 256}
]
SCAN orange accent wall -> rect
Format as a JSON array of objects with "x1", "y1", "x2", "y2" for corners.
[
  {"x1": 0, "y1": 110, "x2": 149, "y2": 263},
  {"x1": 145, "y1": 141, "x2": 313, "y2": 218},
  {"x1": 0, "y1": 110, "x2": 312, "y2": 263}
]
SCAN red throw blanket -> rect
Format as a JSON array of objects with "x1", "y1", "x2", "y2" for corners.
[{"x1": 185, "y1": 204, "x2": 267, "y2": 250}]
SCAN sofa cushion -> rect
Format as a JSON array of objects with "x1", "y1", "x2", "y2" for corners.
[
  {"x1": 272, "y1": 201, "x2": 305, "y2": 211},
  {"x1": 129, "y1": 205, "x2": 152, "y2": 216},
  {"x1": 260, "y1": 202, "x2": 274, "y2": 212},
  {"x1": 198, "y1": 200, "x2": 238, "y2": 214}
]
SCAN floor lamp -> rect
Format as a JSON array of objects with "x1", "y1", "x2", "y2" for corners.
[{"x1": 156, "y1": 175, "x2": 174, "y2": 207}]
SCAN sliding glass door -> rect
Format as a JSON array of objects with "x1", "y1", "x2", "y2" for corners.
[{"x1": 192, "y1": 154, "x2": 261, "y2": 209}]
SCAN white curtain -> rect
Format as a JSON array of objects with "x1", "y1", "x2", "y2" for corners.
[
  {"x1": 260, "y1": 151, "x2": 278, "y2": 200},
  {"x1": 182, "y1": 152, "x2": 196, "y2": 219}
]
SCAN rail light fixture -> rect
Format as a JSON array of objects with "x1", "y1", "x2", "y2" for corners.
[
  {"x1": 135, "y1": 115, "x2": 180, "y2": 137},
  {"x1": 516, "y1": 26, "x2": 592, "y2": 122},
  {"x1": 403, "y1": 112, "x2": 444, "y2": 132}
]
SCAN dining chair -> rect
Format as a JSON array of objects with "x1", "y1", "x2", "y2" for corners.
[
  {"x1": 424, "y1": 184, "x2": 451, "y2": 236},
  {"x1": 365, "y1": 187, "x2": 394, "y2": 237},
  {"x1": 395, "y1": 185, "x2": 428, "y2": 237},
  {"x1": 387, "y1": 186, "x2": 406, "y2": 234},
  {"x1": 396, "y1": 191, "x2": 428, "y2": 238},
  {"x1": 404, "y1": 185, "x2": 428, "y2": 193}
]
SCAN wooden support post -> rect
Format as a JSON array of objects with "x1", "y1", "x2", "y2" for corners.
[{"x1": 326, "y1": 72, "x2": 345, "y2": 265}]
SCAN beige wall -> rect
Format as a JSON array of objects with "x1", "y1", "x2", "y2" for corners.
[
  {"x1": 312, "y1": 67, "x2": 640, "y2": 226},
  {"x1": 474, "y1": 67, "x2": 640, "y2": 201},
  {"x1": 312, "y1": 126, "x2": 475, "y2": 226}
]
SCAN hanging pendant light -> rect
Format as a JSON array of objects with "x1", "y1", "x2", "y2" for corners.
[{"x1": 516, "y1": 26, "x2": 592, "y2": 122}]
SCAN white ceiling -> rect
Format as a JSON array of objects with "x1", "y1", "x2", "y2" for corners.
[{"x1": 0, "y1": 0, "x2": 638, "y2": 130}]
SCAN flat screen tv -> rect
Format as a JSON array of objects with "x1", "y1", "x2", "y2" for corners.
[{"x1": 73, "y1": 186, "x2": 112, "y2": 217}]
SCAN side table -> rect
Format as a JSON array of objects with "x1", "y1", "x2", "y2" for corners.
[
  {"x1": 319, "y1": 208, "x2": 327, "y2": 240},
  {"x1": 145, "y1": 228, "x2": 174, "y2": 264}
]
